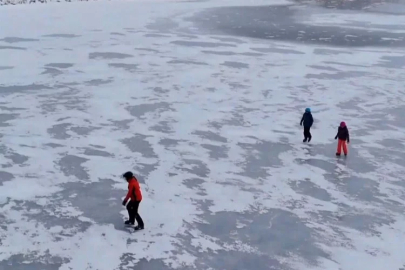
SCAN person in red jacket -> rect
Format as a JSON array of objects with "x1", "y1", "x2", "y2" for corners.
[
  {"x1": 335, "y1": 121, "x2": 350, "y2": 156},
  {"x1": 122, "y1": 171, "x2": 144, "y2": 230}
]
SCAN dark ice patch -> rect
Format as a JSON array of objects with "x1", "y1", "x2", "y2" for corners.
[
  {"x1": 70, "y1": 126, "x2": 100, "y2": 136},
  {"x1": 0, "y1": 45, "x2": 26, "y2": 50},
  {"x1": 59, "y1": 179, "x2": 124, "y2": 228},
  {"x1": 221, "y1": 61, "x2": 249, "y2": 69},
  {"x1": 0, "y1": 171, "x2": 14, "y2": 184},
  {"x1": 47, "y1": 123, "x2": 72, "y2": 140},
  {"x1": 171, "y1": 40, "x2": 236, "y2": 48},
  {"x1": 144, "y1": 33, "x2": 171, "y2": 38},
  {"x1": 0, "y1": 253, "x2": 67, "y2": 270},
  {"x1": 150, "y1": 120, "x2": 174, "y2": 134},
  {"x1": 307, "y1": 65, "x2": 340, "y2": 72},
  {"x1": 108, "y1": 63, "x2": 138, "y2": 72},
  {"x1": 84, "y1": 78, "x2": 113, "y2": 86},
  {"x1": 197, "y1": 209, "x2": 329, "y2": 266},
  {"x1": 89, "y1": 52, "x2": 134, "y2": 60},
  {"x1": 57, "y1": 155, "x2": 89, "y2": 180},
  {"x1": 110, "y1": 32, "x2": 126, "y2": 36},
  {"x1": 250, "y1": 47, "x2": 305, "y2": 55},
  {"x1": 121, "y1": 134, "x2": 157, "y2": 158},
  {"x1": 43, "y1": 34, "x2": 80, "y2": 38},
  {"x1": 126, "y1": 102, "x2": 173, "y2": 119},
  {"x1": 83, "y1": 148, "x2": 114, "y2": 157},
  {"x1": 0, "y1": 84, "x2": 52, "y2": 94},
  {"x1": 0, "y1": 37, "x2": 39, "y2": 43},
  {"x1": 41, "y1": 67, "x2": 63, "y2": 76},
  {"x1": 176, "y1": 158, "x2": 210, "y2": 178},
  {"x1": 0, "y1": 66, "x2": 13, "y2": 70},
  {"x1": 201, "y1": 143, "x2": 229, "y2": 159},
  {"x1": 159, "y1": 138, "x2": 181, "y2": 147},
  {"x1": 0, "y1": 113, "x2": 18, "y2": 127},
  {"x1": 305, "y1": 71, "x2": 369, "y2": 80},
  {"x1": 192, "y1": 130, "x2": 228, "y2": 143},
  {"x1": 313, "y1": 48, "x2": 352, "y2": 55},
  {"x1": 45, "y1": 63, "x2": 74, "y2": 69},
  {"x1": 237, "y1": 140, "x2": 291, "y2": 179},
  {"x1": 376, "y1": 55, "x2": 405, "y2": 69},
  {"x1": 289, "y1": 179, "x2": 332, "y2": 202},
  {"x1": 167, "y1": 59, "x2": 208, "y2": 65},
  {"x1": 201, "y1": 50, "x2": 237, "y2": 56}
]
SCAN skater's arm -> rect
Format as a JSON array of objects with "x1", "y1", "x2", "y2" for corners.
[
  {"x1": 347, "y1": 129, "x2": 350, "y2": 143},
  {"x1": 300, "y1": 114, "x2": 304, "y2": 125},
  {"x1": 335, "y1": 128, "x2": 339, "y2": 139},
  {"x1": 124, "y1": 183, "x2": 134, "y2": 203}
]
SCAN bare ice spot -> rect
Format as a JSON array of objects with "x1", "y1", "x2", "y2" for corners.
[
  {"x1": 70, "y1": 126, "x2": 100, "y2": 136},
  {"x1": 47, "y1": 123, "x2": 71, "y2": 139},
  {"x1": 307, "y1": 65, "x2": 340, "y2": 72},
  {"x1": 158, "y1": 138, "x2": 182, "y2": 147},
  {"x1": 43, "y1": 34, "x2": 80, "y2": 38},
  {"x1": 0, "y1": 84, "x2": 52, "y2": 94},
  {"x1": 121, "y1": 134, "x2": 157, "y2": 158},
  {"x1": 0, "y1": 37, "x2": 39, "y2": 43},
  {"x1": 135, "y1": 48, "x2": 160, "y2": 53},
  {"x1": 197, "y1": 209, "x2": 329, "y2": 266},
  {"x1": 0, "y1": 253, "x2": 67, "y2": 270},
  {"x1": 250, "y1": 47, "x2": 305, "y2": 55},
  {"x1": 305, "y1": 71, "x2": 369, "y2": 80},
  {"x1": 201, "y1": 50, "x2": 237, "y2": 56},
  {"x1": 126, "y1": 102, "x2": 173, "y2": 119},
  {"x1": 289, "y1": 179, "x2": 332, "y2": 202},
  {"x1": 89, "y1": 52, "x2": 134, "y2": 60},
  {"x1": 192, "y1": 130, "x2": 228, "y2": 143},
  {"x1": 83, "y1": 148, "x2": 114, "y2": 157},
  {"x1": 110, "y1": 32, "x2": 125, "y2": 36},
  {"x1": 0, "y1": 113, "x2": 19, "y2": 127},
  {"x1": 171, "y1": 40, "x2": 236, "y2": 48},
  {"x1": 221, "y1": 61, "x2": 249, "y2": 69},
  {"x1": 84, "y1": 79, "x2": 113, "y2": 86},
  {"x1": 376, "y1": 55, "x2": 405, "y2": 69},
  {"x1": 144, "y1": 33, "x2": 171, "y2": 38},
  {"x1": 167, "y1": 59, "x2": 208, "y2": 65},
  {"x1": 0, "y1": 66, "x2": 13, "y2": 70},
  {"x1": 45, "y1": 63, "x2": 74, "y2": 69},
  {"x1": 313, "y1": 48, "x2": 352, "y2": 55},
  {"x1": 59, "y1": 180, "x2": 124, "y2": 227},
  {"x1": 0, "y1": 45, "x2": 26, "y2": 50},
  {"x1": 57, "y1": 155, "x2": 89, "y2": 180},
  {"x1": 108, "y1": 63, "x2": 138, "y2": 72},
  {"x1": 150, "y1": 120, "x2": 174, "y2": 134},
  {"x1": 211, "y1": 36, "x2": 246, "y2": 43},
  {"x1": 237, "y1": 140, "x2": 292, "y2": 179},
  {"x1": 201, "y1": 143, "x2": 229, "y2": 159},
  {"x1": 41, "y1": 67, "x2": 63, "y2": 76},
  {"x1": 0, "y1": 171, "x2": 14, "y2": 184},
  {"x1": 177, "y1": 158, "x2": 210, "y2": 178}
]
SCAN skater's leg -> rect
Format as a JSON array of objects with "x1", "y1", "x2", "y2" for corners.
[
  {"x1": 126, "y1": 201, "x2": 135, "y2": 224},
  {"x1": 336, "y1": 139, "x2": 342, "y2": 155},
  {"x1": 308, "y1": 127, "x2": 312, "y2": 142},
  {"x1": 133, "y1": 201, "x2": 144, "y2": 229},
  {"x1": 303, "y1": 127, "x2": 309, "y2": 142},
  {"x1": 342, "y1": 141, "x2": 348, "y2": 155}
]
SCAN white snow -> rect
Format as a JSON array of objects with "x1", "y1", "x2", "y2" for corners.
[{"x1": 1, "y1": 0, "x2": 405, "y2": 269}]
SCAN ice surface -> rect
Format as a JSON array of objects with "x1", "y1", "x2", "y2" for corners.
[{"x1": 1, "y1": 0, "x2": 405, "y2": 270}]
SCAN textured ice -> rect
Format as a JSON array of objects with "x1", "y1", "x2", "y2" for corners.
[{"x1": 1, "y1": 0, "x2": 405, "y2": 270}]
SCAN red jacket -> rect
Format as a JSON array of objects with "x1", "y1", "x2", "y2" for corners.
[{"x1": 124, "y1": 177, "x2": 142, "y2": 202}]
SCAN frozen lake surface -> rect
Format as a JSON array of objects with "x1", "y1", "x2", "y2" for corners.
[{"x1": 1, "y1": 0, "x2": 405, "y2": 269}]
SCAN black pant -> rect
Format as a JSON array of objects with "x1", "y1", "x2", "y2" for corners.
[
  {"x1": 303, "y1": 127, "x2": 312, "y2": 140},
  {"x1": 126, "y1": 200, "x2": 144, "y2": 228}
]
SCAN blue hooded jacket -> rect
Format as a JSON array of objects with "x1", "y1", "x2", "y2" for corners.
[{"x1": 300, "y1": 111, "x2": 313, "y2": 128}]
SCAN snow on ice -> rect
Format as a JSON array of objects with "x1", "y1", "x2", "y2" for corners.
[{"x1": 1, "y1": 0, "x2": 405, "y2": 269}]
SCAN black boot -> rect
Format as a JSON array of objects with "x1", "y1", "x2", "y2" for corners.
[
  {"x1": 134, "y1": 225, "x2": 144, "y2": 231},
  {"x1": 303, "y1": 138, "x2": 307, "y2": 142},
  {"x1": 124, "y1": 220, "x2": 134, "y2": 226}
]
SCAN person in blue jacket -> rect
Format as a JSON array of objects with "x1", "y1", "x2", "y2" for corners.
[{"x1": 300, "y1": 108, "x2": 314, "y2": 142}]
